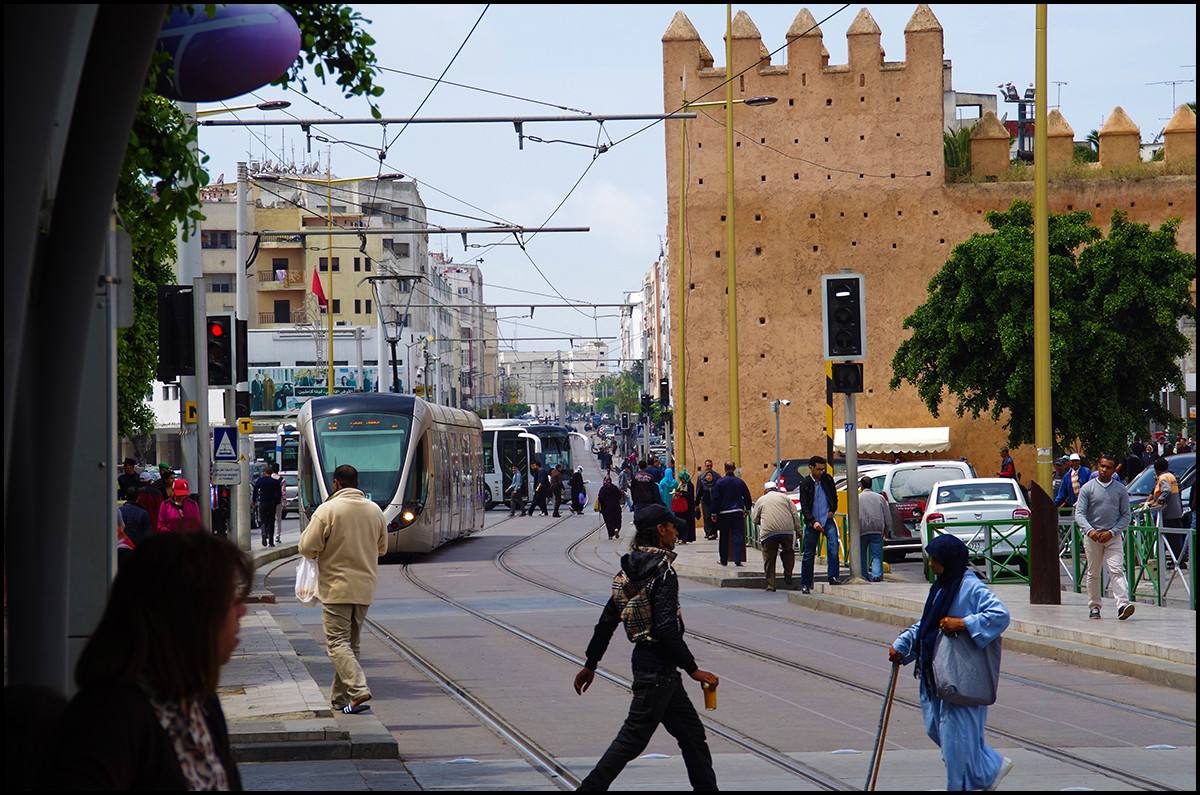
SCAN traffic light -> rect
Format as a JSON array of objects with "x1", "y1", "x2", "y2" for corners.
[
  {"x1": 659, "y1": 377, "x2": 670, "y2": 408},
  {"x1": 830, "y1": 362, "x2": 864, "y2": 393},
  {"x1": 206, "y1": 314, "x2": 234, "y2": 386},
  {"x1": 641, "y1": 393, "x2": 652, "y2": 416},
  {"x1": 156, "y1": 285, "x2": 194, "y2": 381},
  {"x1": 621, "y1": 412, "x2": 630, "y2": 429},
  {"x1": 821, "y1": 273, "x2": 866, "y2": 361}
]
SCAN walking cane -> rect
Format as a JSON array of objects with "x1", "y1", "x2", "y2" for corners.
[{"x1": 865, "y1": 661, "x2": 900, "y2": 791}]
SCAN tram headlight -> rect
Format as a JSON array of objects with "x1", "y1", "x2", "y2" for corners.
[
  {"x1": 395, "y1": 501, "x2": 423, "y2": 528},
  {"x1": 402, "y1": 509, "x2": 416, "y2": 523}
]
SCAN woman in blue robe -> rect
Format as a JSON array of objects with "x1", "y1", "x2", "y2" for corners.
[{"x1": 888, "y1": 535, "x2": 1013, "y2": 791}]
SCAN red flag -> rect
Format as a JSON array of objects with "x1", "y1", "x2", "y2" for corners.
[{"x1": 312, "y1": 269, "x2": 328, "y2": 310}]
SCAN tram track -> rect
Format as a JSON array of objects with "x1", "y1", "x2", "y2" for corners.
[{"x1": 494, "y1": 521, "x2": 1188, "y2": 791}]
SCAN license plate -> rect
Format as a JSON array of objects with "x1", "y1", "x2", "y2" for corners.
[{"x1": 968, "y1": 539, "x2": 984, "y2": 551}]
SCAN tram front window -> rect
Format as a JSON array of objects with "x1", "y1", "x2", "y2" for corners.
[{"x1": 314, "y1": 413, "x2": 411, "y2": 505}]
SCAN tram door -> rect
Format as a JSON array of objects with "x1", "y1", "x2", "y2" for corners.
[{"x1": 500, "y1": 438, "x2": 532, "y2": 500}]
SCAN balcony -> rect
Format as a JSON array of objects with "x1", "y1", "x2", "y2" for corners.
[
  {"x1": 258, "y1": 309, "x2": 311, "y2": 326},
  {"x1": 257, "y1": 270, "x2": 306, "y2": 290}
]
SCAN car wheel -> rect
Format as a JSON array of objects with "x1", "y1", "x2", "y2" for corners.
[
  {"x1": 484, "y1": 486, "x2": 495, "y2": 512},
  {"x1": 882, "y1": 549, "x2": 907, "y2": 563}
]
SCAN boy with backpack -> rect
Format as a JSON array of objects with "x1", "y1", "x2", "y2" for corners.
[{"x1": 572, "y1": 504, "x2": 720, "y2": 790}]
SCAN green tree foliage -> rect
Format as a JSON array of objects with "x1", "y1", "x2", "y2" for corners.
[
  {"x1": 943, "y1": 125, "x2": 973, "y2": 172},
  {"x1": 889, "y1": 199, "x2": 1195, "y2": 458},
  {"x1": 117, "y1": 5, "x2": 383, "y2": 438}
]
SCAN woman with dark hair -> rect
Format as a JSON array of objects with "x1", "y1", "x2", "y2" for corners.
[
  {"x1": 671, "y1": 469, "x2": 696, "y2": 544},
  {"x1": 46, "y1": 527, "x2": 252, "y2": 790},
  {"x1": 596, "y1": 475, "x2": 624, "y2": 539},
  {"x1": 570, "y1": 466, "x2": 587, "y2": 515},
  {"x1": 888, "y1": 535, "x2": 1012, "y2": 791}
]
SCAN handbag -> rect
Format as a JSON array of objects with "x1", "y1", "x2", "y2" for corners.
[
  {"x1": 671, "y1": 495, "x2": 688, "y2": 512},
  {"x1": 593, "y1": 497, "x2": 601, "y2": 512},
  {"x1": 295, "y1": 556, "x2": 320, "y2": 607},
  {"x1": 931, "y1": 628, "x2": 1001, "y2": 706}
]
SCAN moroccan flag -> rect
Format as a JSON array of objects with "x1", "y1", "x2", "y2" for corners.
[{"x1": 312, "y1": 269, "x2": 328, "y2": 310}]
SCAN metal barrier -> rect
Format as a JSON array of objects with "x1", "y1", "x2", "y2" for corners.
[{"x1": 925, "y1": 518, "x2": 1031, "y2": 583}]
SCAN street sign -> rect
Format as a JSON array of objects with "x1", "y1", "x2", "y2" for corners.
[
  {"x1": 184, "y1": 401, "x2": 198, "y2": 423},
  {"x1": 238, "y1": 417, "x2": 253, "y2": 434},
  {"x1": 213, "y1": 426, "x2": 237, "y2": 461},
  {"x1": 212, "y1": 461, "x2": 241, "y2": 485}
]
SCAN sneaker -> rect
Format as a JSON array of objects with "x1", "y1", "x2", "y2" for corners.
[
  {"x1": 1089, "y1": 606, "x2": 1101, "y2": 619},
  {"x1": 1118, "y1": 603, "x2": 1136, "y2": 620},
  {"x1": 986, "y1": 756, "x2": 1014, "y2": 791},
  {"x1": 800, "y1": 585, "x2": 811, "y2": 595}
]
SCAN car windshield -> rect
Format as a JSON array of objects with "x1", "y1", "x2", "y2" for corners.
[
  {"x1": 1127, "y1": 455, "x2": 1196, "y2": 496},
  {"x1": 935, "y1": 483, "x2": 1018, "y2": 504},
  {"x1": 890, "y1": 467, "x2": 967, "y2": 501}
]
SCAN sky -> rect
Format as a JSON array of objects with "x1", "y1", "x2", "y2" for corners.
[{"x1": 196, "y1": 4, "x2": 1196, "y2": 362}]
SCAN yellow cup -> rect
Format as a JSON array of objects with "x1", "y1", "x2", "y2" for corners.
[{"x1": 701, "y1": 681, "x2": 717, "y2": 710}]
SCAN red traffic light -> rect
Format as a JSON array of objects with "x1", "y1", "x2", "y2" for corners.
[{"x1": 210, "y1": 322, "x2": 225, "y2": 337}]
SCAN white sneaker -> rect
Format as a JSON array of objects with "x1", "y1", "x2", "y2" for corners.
[{"x1": 986, "y1": 756, "x2": 1014, "y2": 791}]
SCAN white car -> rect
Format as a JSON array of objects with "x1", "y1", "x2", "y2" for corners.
[{"x1": 919, "y1": 478, "x2": 1030, "y2": 577}]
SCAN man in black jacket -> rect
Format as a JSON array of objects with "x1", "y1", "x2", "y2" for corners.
[
  {"x1": 797, "y1": 455, "x2": 841, "y2": 593},
  {"x1": 573, "y1": 504, "x2": 719, "y2": 791}
]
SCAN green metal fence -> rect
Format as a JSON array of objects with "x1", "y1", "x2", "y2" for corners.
[{"x1": 924, "y1": 518, "x2": 1032, "y2": 583}]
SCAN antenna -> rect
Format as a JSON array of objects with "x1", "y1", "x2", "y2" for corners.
[
  {"x1": 1051, "y1": 81, "x2": 1067, "y2": 110},
  {"x1": 1146, "y1": 79, "x2": 1196, "y2": 118}
]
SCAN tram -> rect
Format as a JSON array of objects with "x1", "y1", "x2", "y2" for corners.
[{"x1": 297, "y1": 393, "x2": 485, "y2": 554}]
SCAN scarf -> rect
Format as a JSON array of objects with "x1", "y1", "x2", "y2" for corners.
[
  {"x1": 141, "y1": 682, "x2": 231, "y2": 790},
  {"x1": 914, "y1": 534, "x2": 970, "y2": 693}
]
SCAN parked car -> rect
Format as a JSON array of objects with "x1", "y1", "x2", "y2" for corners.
[
  {"x1": 877, "y1": 459, "x2": 977, "y2": 561},
  {"x1": 770, "y1": 457, "x2": 891, "y2": 494},
  {"x1": 1125, "y1": 453, "x2": 1195, "y2": 527},
  {"x1": 919, "y1": 478, "x2": 1031, "y2": 577}
]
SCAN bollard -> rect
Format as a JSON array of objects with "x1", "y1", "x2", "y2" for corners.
[{"x1": 1027, "y1": 480, "x2": 1061, "y2": 604}]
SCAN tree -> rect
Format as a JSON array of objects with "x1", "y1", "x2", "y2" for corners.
[
  {"x1": 890, "y1": 199, "x2": 1195, "y2": 457},
  {"x1": 117, "y1": 4, "x2": 384, "y2": 439}
]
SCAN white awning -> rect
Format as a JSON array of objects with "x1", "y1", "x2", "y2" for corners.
[{"x1": 834, "y1": 427, "x2": 951, "y2": 454}]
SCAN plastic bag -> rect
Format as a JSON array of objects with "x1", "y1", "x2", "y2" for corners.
[
  {"x1": 932, "y1": 629, "x2": 1001, "y2": 706},
  {"x1": 295, "y1": 556, "x2": 319, "y2": 607}
]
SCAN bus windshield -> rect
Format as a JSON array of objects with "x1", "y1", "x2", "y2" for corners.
[{"x1": 313, "y1": 413, "x2": 411, "y2": 503}]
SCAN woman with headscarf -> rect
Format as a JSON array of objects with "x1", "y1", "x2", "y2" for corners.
[
  {"x1": 570, "y1": 466, "x2": 587, "y2": 515},
  {"x1": 887, "y1": 535, "x2": 1013, "y2": 791},
  {"x1": 657, "y1": 465, "x2": 678, "y2": 509},
  {"x1": 596, "y1": 475, "x2": 624, "y2": 539},
  {"x1": 672, "y1": 469, "x2": 696, "y2": 544}
]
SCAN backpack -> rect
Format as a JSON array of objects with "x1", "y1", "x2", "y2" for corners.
[{"x1": 611, "y1": 556, "x2": 667, "y2": 643}]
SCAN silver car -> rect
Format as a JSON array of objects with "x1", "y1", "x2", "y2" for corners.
[{"x1": 919, "y1": 478, "x2": 1030, "y2": 577}]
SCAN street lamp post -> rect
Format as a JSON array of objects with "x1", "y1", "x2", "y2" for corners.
[{"x1": 769, "y1": 398, "x2": 790, "y2": 467}]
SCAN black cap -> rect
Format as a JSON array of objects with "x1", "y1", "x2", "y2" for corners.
[
  {"x1": 634, "y1": 504, "x2": 688, "y2": 532},
  {"x1": 123, "y1": 457, "x2": 137, "y2": 467}
]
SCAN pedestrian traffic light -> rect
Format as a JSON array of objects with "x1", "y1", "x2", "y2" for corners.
[
  {"x1": 206, "y1": 314, "x2": 234, "y2": 386},
  {"x1": 821, "y1": 273, "x2": 866, "y2": 361},
  {"x1": 830, "y1": 362, "x2": 863, "y2": 393}
]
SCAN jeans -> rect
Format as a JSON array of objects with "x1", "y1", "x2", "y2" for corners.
[
  {"x1": 259, "y1": 503, "x2": 278, "y2": 546},
  {"x1": 716, "y1": 512, "x2": 745, "y2": 565},
  {"x1": 860, "y1": 532, "x2": 883, "y2": 581},
  {"x1": 800, "y1": 519, "x2": 840, "y2": 586},
  {"x1": 579, "y1": 667, "x2": 716, "y2": 791}
]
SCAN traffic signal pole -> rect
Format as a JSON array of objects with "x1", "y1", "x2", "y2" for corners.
[{"x1": 193, "y1": 276, "x2": 212, "y2": 532}]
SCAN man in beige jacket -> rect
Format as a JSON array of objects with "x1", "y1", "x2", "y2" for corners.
[
  {"x1": 751, "y1": 481, "x2": 805, "y2": 591},
  {"x1": 299, "y1": 464, "x2": 388, "y2": 714}
]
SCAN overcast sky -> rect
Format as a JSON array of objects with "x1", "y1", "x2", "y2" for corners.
[{"x1": 197, "y1": 4, "x2": 1196, "y2": 361}]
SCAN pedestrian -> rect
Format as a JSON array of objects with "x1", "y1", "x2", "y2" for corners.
[
  {"x1": 887, "y1": 534, "x2": 1013, "y2": 792},
  {"x1": 797, "y1": 455, "x2": 841, "y2": 593},
  {"x1": 750, "y1": 481, "x2": 802, "y2": 591},
  {"x1": 572, "y1": 504, "x2": 720, "y2": 791},
  {"x1": 657, "y1": 464, "x2": 678, "y2": 509},
  {"x1": 857, "y1": 476, "x2": 892, "y2": 582},
  {"x1": 550, "y1": 464, "x2": 566, "y2": 517},
  {"x1": 571, "y1": 466, "x2": 587, "y2": 515},
  {"x1": 298, "y1": 464, "x2": 388, "y2": 714},
  {"x1": 711, "y1": 460, "x2": 753, "y2": 567},
  {"x1": 136, "y1": 470, "x2": 164, "y2": 524},
  {"x1": 996, "y1": 447, "x2": 1015, "y2": 479},
  {"x1": 1054, "y1": 453, "x2": 1092, "y2": 508},
  {"x1": 1050, "y1": 457, "x2": 1067, "y2": 503},
  {"x1": 506, "y1": 464, "x2": 525, "y2": 516},
  {"x1": 617, "y1": 461, "x2": 634, "y2": 512},
  {"x1": 157, "y1": 478, "x2": 200, "y2": 533},
  {"x1": 1146, "y1": 456, "x2": 1186, "y2": 564},
  {"x1": 118, "y1": 486, "x2": 153, "y2": 550},
  {"x1": 1075, "y1": 454, "x2": 1135, "y2": 621},
  {"x1": 116, "y1": 457, "x2": 141, "y2": 499},
  {"x1": 253, "y1": 462, "x2": 284, "y2": 547},
  {"x1": 646, "y1": 456, "x2": 663, "y2": 484},
  {"x1": 1120, "y1": 441, "x2": 1144, "y2": 485},
  {"x1": 46, "y1": 530, "x2": 250, "y2": 789},
  {"x1": 695, "y1": 459, "x2": 719, "y2": 540},
  {"x1": 672, "y1": 469, "x2": 696, "y2": 544},
  {"x1": 629, "y1": 459, "x2": 661, "y2": 511},
  {"x1": 597, "y1": 475, "x2": 623, "y2": 539},
  {"x1": 524, "y1": 461, "x2": 550, "y2": 516},
  {"x1": 152, "y1": 461, "x2": 174, "y2": 498}
]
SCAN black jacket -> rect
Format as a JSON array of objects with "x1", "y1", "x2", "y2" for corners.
[
  {"x1": 584, "y1": 547, "x2": 697, "y2": 675},
  {"x1": 797, "y1": 473, "x2": 837, "y2": 527}
]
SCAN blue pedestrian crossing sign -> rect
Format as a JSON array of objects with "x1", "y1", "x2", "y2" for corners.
[{"x1": 213, "y1": 426, "x2": 238, "y2": 462}]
